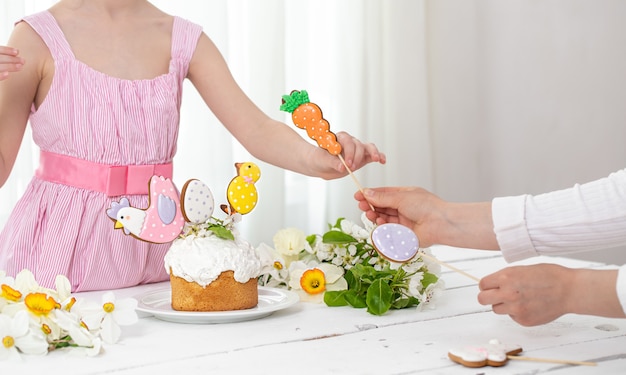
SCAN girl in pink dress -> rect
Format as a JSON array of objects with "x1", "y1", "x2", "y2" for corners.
[{"x1": 0, "y1": 0, "x2": 386, "y2": 292}]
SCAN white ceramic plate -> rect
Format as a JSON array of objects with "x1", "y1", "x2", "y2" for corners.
[{"x1": 135, "y1": 286, "x2": 299, "y2": 324}]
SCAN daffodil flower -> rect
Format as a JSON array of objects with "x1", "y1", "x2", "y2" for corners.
[
  {"x1": 79, "y1": 292, "x2": 138, "y2": 344},
  {"x1": 54, "y1": 309, "x2": 101, "y2": 356},
  {"x1": 288, "y1": 261, "x2": 347, "y2": 303},
  {"x1": 273, "y1": 228, "x2": 309, "y2": 267},
  {"x1": 0, "y1": 310, "x2": 48, "y2": 360}
]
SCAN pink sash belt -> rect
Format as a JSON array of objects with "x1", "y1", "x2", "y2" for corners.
[{"x1": 35, "y1": 151, "x2": 173, "y2": 196}]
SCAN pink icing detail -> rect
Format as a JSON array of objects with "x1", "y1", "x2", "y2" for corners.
[
  {"x1": 449, "y1": 339, "x2": 520, "y2": 364},
  {"x1": 138, "y1": 176, "x2": 184, "y2": 243}
]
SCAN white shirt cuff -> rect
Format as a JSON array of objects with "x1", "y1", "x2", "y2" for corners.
[{"x1": 492, "y1": 195, "x2": 538, "y2": 262}]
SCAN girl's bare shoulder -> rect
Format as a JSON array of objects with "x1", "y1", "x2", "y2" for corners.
[{"x1": 8, "y1": 21, "x2": 51, "y2": 70}]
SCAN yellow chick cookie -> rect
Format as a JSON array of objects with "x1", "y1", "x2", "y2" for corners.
[{"x1": 226, "y1": 162, "x2": 261, "y2": 215}]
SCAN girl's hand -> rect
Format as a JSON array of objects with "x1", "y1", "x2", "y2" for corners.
[
  {"x1": 0, "y1": 46, "x2": 25, "y2": 81},
  {"x1": 335, "y1": 131, "x2": 386, "y2": 172},
  {"x1": 306, "y1": 131, "x2": 386, "y2": 180}
]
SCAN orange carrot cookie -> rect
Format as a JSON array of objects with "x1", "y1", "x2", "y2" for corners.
[{"x1": 280, "y1": 90, "x2": 342, "y2": 155}]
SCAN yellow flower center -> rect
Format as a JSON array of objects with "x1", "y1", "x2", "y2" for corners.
[
  {"x1": 1, "y1": 284, "x2": 22, "y2": 302},
  {"x1": 300, "y1": 268, "x2": 326, "y2": 295},
  {"x1": 41, "y1": 323, "x2": 52, "y2": 335},
  {"x1": 103, "y1": 302, "x2": 115, "y2": 313},
  {"x1": 273, "y1": 261, "x2": 283, "y2": 270},
  {"x1": 2, "y1": 336, "x2": 14, "y2": 349},
  {"x1": 24, "y1": 292, "x2": 58, "y2": 316}
]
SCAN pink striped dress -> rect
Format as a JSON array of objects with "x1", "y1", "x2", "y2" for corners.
[{"x1": 0, "y1": 11, "x2": 202, "y2": 292}]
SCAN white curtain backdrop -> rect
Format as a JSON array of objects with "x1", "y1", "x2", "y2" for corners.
[
  {"x1": 1, "y1": 1, "x2": 625, "y2": 264},
  {"x1": 0, "y1": 0, "x2": 430, "y2": 247}
]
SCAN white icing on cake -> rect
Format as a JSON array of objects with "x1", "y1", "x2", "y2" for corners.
[{"x1": 164, "y1": 226, "x2": 261, "y2": 287}]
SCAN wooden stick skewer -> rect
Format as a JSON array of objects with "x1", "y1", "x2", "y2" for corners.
[
  {"x1": 507, "y1": 355, "x2": 596, "y2": 366},
  {"x1": 337, "y1": 154, "x2": 376, "y2": 212},
  {"x1": 419, "y1": 251, "x2": 481, "y2": 282}
]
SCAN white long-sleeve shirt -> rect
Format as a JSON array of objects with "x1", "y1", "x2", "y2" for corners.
[{"x1": 492, "y1": 168, "x2": 626, "y2": 312}]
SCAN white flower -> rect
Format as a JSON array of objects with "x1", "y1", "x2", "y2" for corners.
[
  {"x1": 368, "y1": 256, "x2": 387, "y2": 271},
  {"x1": 415, "y1": 281, "x2": 446, "y2": 311},
  {"x1": 54, "y1": 309, "x2": 101, "y2": 356},
  {"x1": 288, "y1": 261, "x2": 348, "y2": 303},
  {"x1": 273, "y1": 228, "x2": 308, "y2": 260},
  {"x1": 0, "y1": 310, "x2": 48, "y2": 360},
  {"x1": 79, "y1": 292, "x2": 138, "y2": 344},
  {"x1": 407, "y1": 272, "x2": 425, "y2": 296},
  {"x1": 311, "y1": 239, "x2": 334, "y2": 262},
  {"x1": 256, "y1": 243, "x2": 290, "y2": 287},
  {"x1": 419, "y1": 248, "x2": 441, "y2": 275}
]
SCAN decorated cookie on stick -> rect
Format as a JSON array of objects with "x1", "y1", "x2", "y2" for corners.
[
  {"x1": 371, "y1": 223, "x2": 480, "y2": 282},
  {"x1": 179, "y1": 179, "x2": 215, "y2": 224},
  {"x1": 221, "y1": 162, "x2": 261, "y2": 215},
  {"x1": 280, "y1": 90, "x2": 375, "y2": 211},
  {"x1": 448, "y1": 339, "x2": 596, "y2": 368}
]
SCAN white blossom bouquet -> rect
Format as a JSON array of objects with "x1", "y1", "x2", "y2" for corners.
[
  {"x1": 257, "y1": 214, "x2": 445, "y2": 315},
  {"x1": 0, "y1": 269, "x2": 137, "y2": 360}
]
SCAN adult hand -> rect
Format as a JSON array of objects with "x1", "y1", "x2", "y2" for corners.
[
  {"x1": 354, "y1": 186, "x2": 439, "y2": 247},
  {"x1": 355, "y1": 186, "x2": 499, "y2": 250},
  {"x1": 478, "y1": 264, "x2": 573, "y2": 326},
  {"x1": 478, "y1": 264, "x2": 624, "y2": 326}
]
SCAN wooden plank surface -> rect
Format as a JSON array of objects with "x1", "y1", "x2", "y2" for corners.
[{"x1": 4, "y1": 252, "x2": 624, "y2": 374}]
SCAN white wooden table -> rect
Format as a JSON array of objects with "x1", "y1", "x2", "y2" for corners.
[{"x1": 6, "y1": 246, "x2": 626, "y2": 374}]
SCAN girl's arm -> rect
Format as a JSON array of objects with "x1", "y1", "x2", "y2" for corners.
[
  {"x1": 186, "y1": 32, "x2": 385, "y2": 180},
  {"x1": 0, "y1": 22, "x2": 48, "y2": 187}
]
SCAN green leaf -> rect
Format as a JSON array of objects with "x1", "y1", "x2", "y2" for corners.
[
  {"x1": 421, "y1": 272, "x2": 439, "y2": 288},
  {"x1": 344, "y1": 290, "x2": 367, "y2": 308},
  {"x1": 306, "y1": 234, "x2": 317, "y2": 246},
  {"x1": 391, "y1": 298, "x2": 411, "y2": 309},
  {"x1": 322, "y1": 231, "x2": 357, "y2": 244},
  {"x1": 331, "y1": 217, "x2": 345, "y2": 229},
  {"x1": 366, "y1": 279, "x2": 393, "y2": 315},
  {"x1": 344, "y1": 269, "x2": 360, "y2": 291},
  {"x1": 324, "y1": 291, "x2": 349, "y2": 306},
  {"x1": 208, "y1": 225, "x2": 235, "y2": 240}
]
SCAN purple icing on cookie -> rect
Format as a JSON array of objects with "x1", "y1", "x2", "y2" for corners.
[{"x1": 371, "y1": 223, "x2": 419, "y2": 262}]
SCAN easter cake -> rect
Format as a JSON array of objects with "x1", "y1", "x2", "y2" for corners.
[
  {"x1": 161, "y1": 174, "x2": 262, "y2": 312},
  {"x1": 164, "y1": 220, "x2": 261, "y2": 312}
]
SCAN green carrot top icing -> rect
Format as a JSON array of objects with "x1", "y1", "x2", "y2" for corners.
[{"x1": 280, "y1": 90, "x2": 310, "y2": 113}]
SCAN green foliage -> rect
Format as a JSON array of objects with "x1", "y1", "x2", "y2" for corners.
[{"x1": 314, "y1": 218, "x2": 440, "y2": 316}]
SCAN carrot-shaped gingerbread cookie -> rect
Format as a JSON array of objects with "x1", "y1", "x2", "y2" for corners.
[
  {"x1": 280, "y1": 90, "x2": 341, "y2": 155},
  {"x1": 281, "y1": 90, "x2": 374, "y2": 211}
]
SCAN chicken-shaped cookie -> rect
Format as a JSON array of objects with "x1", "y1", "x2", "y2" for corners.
[
  {"x1": 222, "y1": 162, "x2": 261, "y2": 215},
  {"x1": 448, "y1": 339, "x2": 523, "y2": 368},
  {"x1": 106, "y1": 176, "x2": 184, "y2": 243}
]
